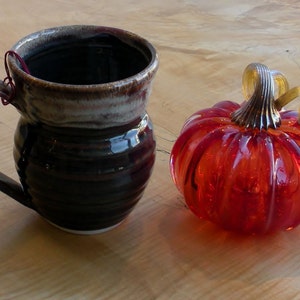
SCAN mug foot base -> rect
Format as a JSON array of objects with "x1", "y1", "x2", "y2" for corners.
[{"x1": 44, "y1": 218, "x2": 124, "y2": 235}]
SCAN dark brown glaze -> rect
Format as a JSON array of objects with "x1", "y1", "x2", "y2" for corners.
[{"x1": 14, "y1": 114, "x2": 155, "y2": 231}]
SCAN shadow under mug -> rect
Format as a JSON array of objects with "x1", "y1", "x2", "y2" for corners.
[{"x1": 0, "y1": 25, "x2": 159, "y2": 234}]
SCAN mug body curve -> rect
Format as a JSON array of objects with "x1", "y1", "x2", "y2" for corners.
[{"x1": 14, "y1": 114, "x2": 155, "y2": 233}]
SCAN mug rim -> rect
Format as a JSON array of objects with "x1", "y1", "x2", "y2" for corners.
[{"x1": 8, "y1": 25, "x2": 159, "y2": 93}]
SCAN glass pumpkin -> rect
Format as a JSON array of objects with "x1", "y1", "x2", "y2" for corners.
[{"x1": 170, "y1": 63, "x2": 300, "y2": 234}]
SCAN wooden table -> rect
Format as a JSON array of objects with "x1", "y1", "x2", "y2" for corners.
[{"x1": 1, "y1": 1, "x2": 300, "y2": 299}]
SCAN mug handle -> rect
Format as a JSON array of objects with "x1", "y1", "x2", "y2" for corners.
[
  {"x1": 0, "y1": 81, "x2": 32, "y2": 208},
  {"x1": 0, "y1": 55, "x2": 33, "y2": 209},
  {"x1": 0, "y1": 79, "x2": 13, "y2": 105},
  {"x1": 0, "y1": 171, "x2": 32, "y2": 208}
]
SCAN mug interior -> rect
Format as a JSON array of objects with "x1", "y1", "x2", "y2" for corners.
[{"x1": 23, "y1": 32, "x2": 152, "y2": 85}]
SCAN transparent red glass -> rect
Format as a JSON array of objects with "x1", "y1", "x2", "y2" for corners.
[{"x1": 170, "y1": 99, "x2": 300, "y2": 234}]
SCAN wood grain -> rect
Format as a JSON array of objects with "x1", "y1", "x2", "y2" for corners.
[{"x1": 1, "y1": 1, "x2": 300, "y2": 299}]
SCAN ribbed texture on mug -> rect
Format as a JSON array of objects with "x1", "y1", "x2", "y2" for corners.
[{"x1": 13, "y1": 114, "x2": 155, "y2": 231}]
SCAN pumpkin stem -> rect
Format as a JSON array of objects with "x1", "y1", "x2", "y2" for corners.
[
  {"x1": 275, "y1": 86, "x2": 300, "y2": 110},
  {"x1": 231, "y1": 63, "x2": 287, "y2": 130}
]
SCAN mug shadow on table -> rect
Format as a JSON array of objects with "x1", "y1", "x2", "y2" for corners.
[{"x1": 1, "y1": 210, "x2": 155, "y2": 299}]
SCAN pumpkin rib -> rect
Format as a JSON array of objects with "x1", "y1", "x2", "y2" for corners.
[
  {"x1": 170, "y1": 117, "x2": 234, "y2": 193},
  {"x1": 182, "y1": 101, "x2": 239, "y2": 133},
  {"x1": 259, "y1": 134, "x2": 277, "y2": 233},
  {"x1": 182, "y1": 111, "x2": 234, "y2": 134},
  {"x1": 183, "y1": 126, "x2": 239, "y2": 221},
  {"x1": 215, "y1": 131, "x2": 253, "y2": 231},
  {"x1": 271, "y1": 130, "x2": 300, "y2": 229}
]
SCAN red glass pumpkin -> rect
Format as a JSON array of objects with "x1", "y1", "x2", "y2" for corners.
[{"x1": 170, "y1": 63, "x2": 300, "y2": 234}]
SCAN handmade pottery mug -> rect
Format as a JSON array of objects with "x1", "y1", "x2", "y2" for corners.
[{"x1": 0, "y1": 25, "x2": 158, "y2": 234}]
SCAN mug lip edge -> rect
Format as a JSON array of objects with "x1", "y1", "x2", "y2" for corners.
[{"x1": 8, "y1": 25, "x2": 159, "y2": 92}]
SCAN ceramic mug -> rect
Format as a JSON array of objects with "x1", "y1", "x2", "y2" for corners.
[{"x1": 0, "y1": 25, "x2": 158, "y2": 234}]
